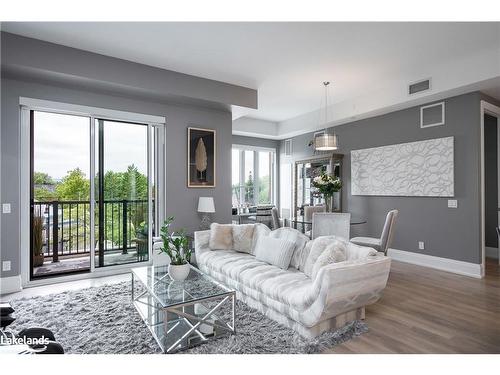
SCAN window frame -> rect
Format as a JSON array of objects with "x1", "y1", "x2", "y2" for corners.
[{"x1": 232, "y1": 144, "x2": 277, "y2": 207}]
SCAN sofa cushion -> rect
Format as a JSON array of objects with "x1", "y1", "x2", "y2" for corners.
[
  {"x1": 251, "y1": 223, "x2": 271, "y2": 254},
  {"x1": 269, "y1": 227, "x2": 309, "y2": 269},
  {"x1": 209, "y1": 223, "x2": 233, "y2": 250},
  {"x1": 197, "y1": 249, "x2": 313, "y2": 309},
  {"x1": 254, "y1": 235, "x2": 296, "y2": 270},
  {"x1": 311, "y1": 240, "x2": 347, "y2": 280},
  {"x1": 304, "y1": 236, "x2": 344, "y2": 277},
  {"x1": 232, "y1": 224, "x2": 255, "y2": 253}
]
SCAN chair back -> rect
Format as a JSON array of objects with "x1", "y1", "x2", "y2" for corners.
[
  {"x1": 256, "y1": 205, "x2": 274, "y2": 228},
  {"x1": 271, "y1": 207, "x2": 281, "y2": 230},
  {"x1": 304, "y1": 205, "x2": 326, "y2": 221},
  {"x1": 312, "y1": 212, "x2": 351, "y2": 240},
  {"x1": 379, "y1": 209, "x2": 399, "y2": 255}
]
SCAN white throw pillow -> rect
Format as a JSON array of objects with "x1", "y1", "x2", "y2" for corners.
[
  {"x1": 209, "y1": 223, "x2": 233, "y2": 250},
  {"x1": 254, "y1": 235, "x2": 296, "y2": 270},
  {"x1": 232, "y1": 224, "x2": 255, "y2": 253},
  {"x1": 251, "y1": 223, "x2": 271, "y2": 254},
  {"x1": 304, "y1": 235, "x2": 345, "y2": 277},
  {"x1": 311, "y1": 240, "x2": 347, "y2": 280},
  {"x1": 269, "y1": 227, "x2": 309, "y2": 269}
]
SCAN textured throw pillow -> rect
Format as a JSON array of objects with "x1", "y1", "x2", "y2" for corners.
[
  {"x1": 254, "y1": 235, "x2": 296, "y2": 270},
  {"x1": 303, "y1": 235, "x2": 344, "y2": 277},
  {"x1": 269, "y1": 227, "x2": 309, "y2": 269},
  {"x1": 251, "y1": 223, "x2": 271, "y2": 254},
  {"x1": 209, "y1": 223, "x2": 233, "y2": 250},
  {"x1": 311, "y1": 240, "x2": 347, "y2": 280},
  {"x1": 232, "y1": 224, "x2": 255, "y2": 253}
]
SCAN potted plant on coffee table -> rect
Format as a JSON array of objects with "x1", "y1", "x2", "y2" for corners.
[{"x1": 159, "y1": 216, "x2": 192, "y2": 281}]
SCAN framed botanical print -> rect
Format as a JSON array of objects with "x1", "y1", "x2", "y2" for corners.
[{"x1": 187, "y1": 127, "x2": 216, "y2": 188}]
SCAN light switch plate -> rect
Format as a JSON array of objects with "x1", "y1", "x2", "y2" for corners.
[
  {"x1": 447, "y1": 199, "x2": 458, "y2": 208},
  {"x1": 2, "y1": 261, "x2": 11, "y2": 272},
  {"x1": 2, "y1": 203, "x2": 11, "y2": 214},
  {"x1": 418, "y1": 241, "x2": 425, "y2": 250}
]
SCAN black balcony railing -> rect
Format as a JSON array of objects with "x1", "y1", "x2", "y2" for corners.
[{"x1": 32, "y1": 199, "x2": 150, "y2": 261}]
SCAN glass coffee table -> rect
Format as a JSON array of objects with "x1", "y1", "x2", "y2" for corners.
[{"x1": 131, "y1": 264, "x2": 236, "y2": 353}]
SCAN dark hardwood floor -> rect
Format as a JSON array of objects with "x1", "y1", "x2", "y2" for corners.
[{"x1": 329, "y1": 258, "x2": 500, "y2": 353}]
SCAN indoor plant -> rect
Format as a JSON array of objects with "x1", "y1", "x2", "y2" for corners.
[
  {"x1": 159, "y1": 216, "x2": 192, "y2": 281},
  {"x1": 312, "y1": 173, "x2": 342, "y2": 212}
]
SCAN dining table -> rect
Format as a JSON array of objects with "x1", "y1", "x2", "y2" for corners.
[{"x1": 286, "y1": 215, "x2": 367, "y2": 234}]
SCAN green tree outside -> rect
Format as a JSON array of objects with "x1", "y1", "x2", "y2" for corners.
[
  {"x1": 55, "y1": 168, "x2": 90, "y2": 201},
  {"x1": 34, "y1": 171, "x2": 55, "y2": 185}
]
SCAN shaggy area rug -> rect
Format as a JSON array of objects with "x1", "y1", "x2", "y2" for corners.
[{"x1": 8, "y1": 281, "x2": 367, "y2": 354}]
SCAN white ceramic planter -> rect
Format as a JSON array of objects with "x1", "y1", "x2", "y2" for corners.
[{"x1": 168, "y1": 263, "x2": 190, "y2": 281}]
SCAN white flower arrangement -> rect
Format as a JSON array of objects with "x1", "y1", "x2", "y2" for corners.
[{"x1": 312, "y1": 173, "x2": 342, "y2": 196}]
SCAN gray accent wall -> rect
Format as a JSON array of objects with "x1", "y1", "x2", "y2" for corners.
[
  {"x1": 0, "y1": 78, "x2": 233, "y2": 278},
  {"x1": 280, "y1": 92, "x2": 483, "y2": 264}
]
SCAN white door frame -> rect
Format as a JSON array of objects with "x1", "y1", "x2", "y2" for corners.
[
  {"x1": 480, "y1": 100, "x2": 500, "y2": 276},
  {"x1": 19, "y1": 98, "x2": 166, "y2": 288}
]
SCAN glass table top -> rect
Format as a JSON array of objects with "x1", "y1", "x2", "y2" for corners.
[
  {"x1": 289, "y1": 216, "x2": 367, "y2": 225},
  {"x1": 131, "y1": 264, "x2": 234, "y2": 308}
]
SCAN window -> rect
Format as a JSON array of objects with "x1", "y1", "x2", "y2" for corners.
[
  {"x1": 244, "y1": 151, "x2": 254, "y2": 205},
  {"x1": 258, "y1": 151, "x2": 272, "y2": 204},
  {"x1": 232, "y1": 146, "x2": 275, "y2": 207},
  {"x1": 231, "y1": 149, "x2": 240, "y2": 206}
]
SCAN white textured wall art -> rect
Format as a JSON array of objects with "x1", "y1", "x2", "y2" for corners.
[{"x1": 351, "y1": 136, "x2": 454, "y2": 197}]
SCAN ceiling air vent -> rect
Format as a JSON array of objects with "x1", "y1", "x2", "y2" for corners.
[
  {"x1": 408, "y1": 78, "x2": 431, "y2": 95},
  {"x1": 284, "y1": 139, "x2": 292, "y2": 156}
]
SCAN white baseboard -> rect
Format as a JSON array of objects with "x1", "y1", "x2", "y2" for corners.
[
  {"x1": 387, "y1": 248, "x2": 482, "y2": 278},
  {"x1": 0, "y1": 275, "x2": 23, "y2": 295},
  {"x1": 485, "y1": 246, "x2": 499, "y2": 259}
]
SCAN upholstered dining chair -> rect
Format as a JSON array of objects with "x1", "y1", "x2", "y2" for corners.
[
  {"x1": 304, "y1": 205, "x2": 325, "y2": 237},
  {"x1": 350, "y1": 209, "x2": 399, "y2": 256},
  {"x1": 312, "y1": 212, "x2": 351, "y2": 240},
  {"x1": 270, "y1": 207, "x2": 281, "y2": 230},
  {"x1": 256, "y1": 205, "x2": 274, "y2": 228},
  {"x1": 304, "y1": 205, "x2": 326, "y2": 221}
]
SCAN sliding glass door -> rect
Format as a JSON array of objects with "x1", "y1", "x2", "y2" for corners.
[
  {"x1": 94, "y1": 119, "x2": 151, "y2": 268},
  {"x1": 30, "y1": 111, "x2": 92, "y2": 278},
  {"x1": 30, "y1": 110, "x2": 157, "y2": 280}
]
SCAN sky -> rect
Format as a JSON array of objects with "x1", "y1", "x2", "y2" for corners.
[{"x1": 34, "y1": 111, "x2": 148, "y2": 180}]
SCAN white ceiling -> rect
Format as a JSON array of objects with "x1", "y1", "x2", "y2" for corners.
[{"x1": 2, "y1": 22, "x2": 500, "y2": 125}]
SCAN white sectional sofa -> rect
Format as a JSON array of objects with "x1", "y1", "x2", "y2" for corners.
[{"x1": 194, "y1": 224, "x2": 391, "y2": 338}]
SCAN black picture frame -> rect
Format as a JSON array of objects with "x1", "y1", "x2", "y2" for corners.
[{"x1": 187, "y1": 127, "x2": 216, "y2": 188}]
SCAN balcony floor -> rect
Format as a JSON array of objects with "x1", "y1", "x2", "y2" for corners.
[{"x1": 33, "y1": 249, "x2": 147, "y2": 277}]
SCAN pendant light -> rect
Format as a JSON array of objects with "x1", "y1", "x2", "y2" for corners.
[{"x1": 314, "y1": 82, "x2": 339, "y2": 151}]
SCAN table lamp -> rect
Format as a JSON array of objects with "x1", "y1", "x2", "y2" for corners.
[{"x1": 198, "y1": 197, "x2": 215, "y2": 230}]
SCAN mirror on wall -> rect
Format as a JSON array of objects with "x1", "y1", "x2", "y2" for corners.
[{"x1": 294, "y1": 154, "x2": 343, "y2": 218}]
